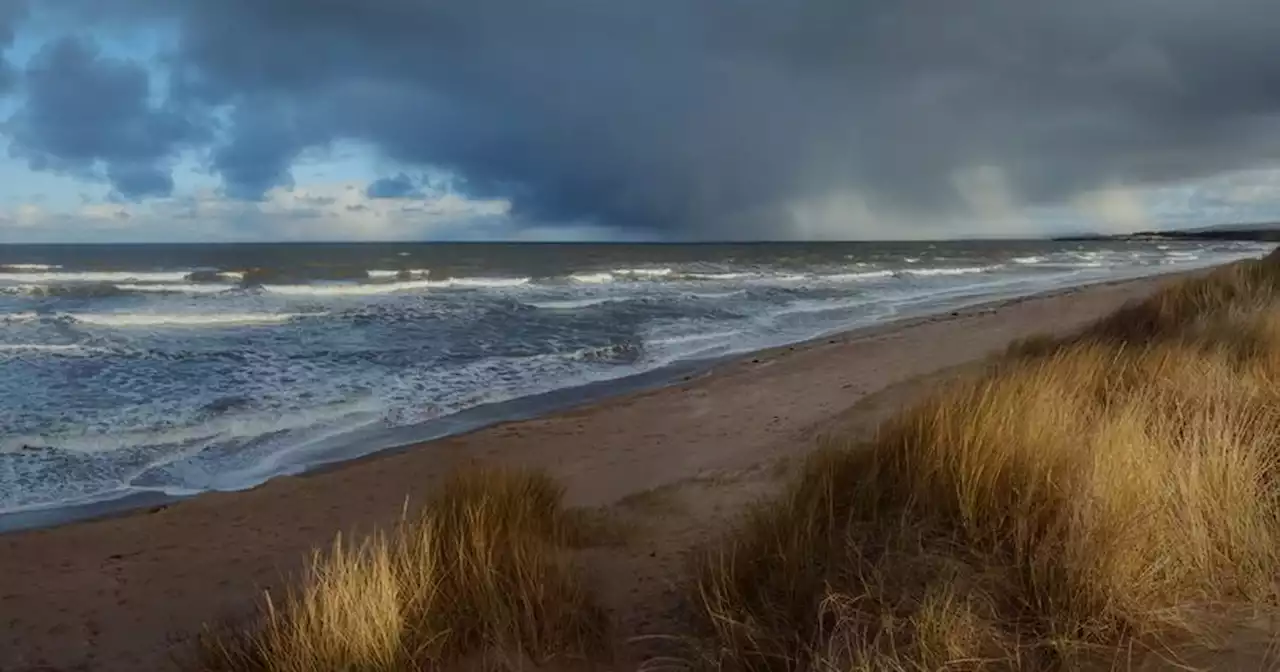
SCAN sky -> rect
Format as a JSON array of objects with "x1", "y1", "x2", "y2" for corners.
[{"x1": 4, "y1": 1, "x2": 1280, "y2": 242}]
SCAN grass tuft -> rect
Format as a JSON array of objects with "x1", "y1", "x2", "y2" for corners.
[{"x1": 193, "y1": 465, "x2": 607, "y2": 671}]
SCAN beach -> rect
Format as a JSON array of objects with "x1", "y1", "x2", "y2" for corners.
[{"x1": 0, "y1": 269, "x2": 1211, "y2": 672}]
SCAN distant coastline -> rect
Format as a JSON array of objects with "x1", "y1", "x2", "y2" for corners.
[{"x1": 1055, "y1": 223, "x2": 1280, "y2": 242}]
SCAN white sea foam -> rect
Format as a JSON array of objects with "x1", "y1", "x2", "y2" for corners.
[
  {"x1": 264, "y1": 279, "x2": 436, "y2": 296},
  {"x1": 1013, "y1": 256, "x2": 1045, "y2": 264},
  {"x1": 73, "y1": 312, "x2": 323, "y2": 328},
  {"x1": 368, "y1": 268, "x2": 430, "y2": 280},
  {"x1": 769, "y1": 296, "x2": 873, "y2": 318},
  {"x1": 684, "y1": 272, "x2": 755, "y2": 280},
  {"x1": 0, "y1": 343, "x2": 112, "y2": 355},
  {"x1": 1, "y1": 263, "x2": 61, "y2": 271},
  {"x1": 822, "y1": 270, "x2": 894, "y2": 282},
  {"x1": 116, "y1": 283, "x2": 238, "y2": 294},
  {"x1": 2, "y1": 312, "x2": 39, "y2": 323},
  {"x1": 613, "y1": 267, "x2": 673, "y2": 277},
  {"x1": 434, "y1": 276, "x2": 530, "y2": 288},
  {"x1": 569, "y1": 269, "x2": 678, "y2": 283},
  {"x1": 688, "y1": 289, "x2": 748, "y2": 299},
  {"x1": 903, "y1": 265, "x2": 999, "y2": 277},
  {"x1": 528, "y1": 297, "x2": 615, "y2": 310},
  {"x1": 218, "y1": 271, "x2": 245, "y2": 282},
  {"x1": 0, "y1": 398, "x2": 383, "y2": 459},
  {"x1": 569, "y1": 272, "x2": 615, "y2": 284},
  {"x1": 0, "y1": 271, "x2": 190, "y2": 283},
  {"x1": 648, "y1": 330, "x2": 741, "y2": 347}
]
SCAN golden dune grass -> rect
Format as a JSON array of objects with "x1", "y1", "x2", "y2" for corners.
[
  {"x1": 693, "y1": 255, "x2": 1280, "y2": 671},
  {"x1": 194, "y1": 466, "x2": 606, "y2": 671}
]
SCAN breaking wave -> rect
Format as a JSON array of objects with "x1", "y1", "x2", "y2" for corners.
[
  {"x1": 0, "y1": 264, "x2": 61, "y2": 271},
  {"x1": 901, "y1": 265, "x2": 1002, "y2": 277},
  {"x1": 70, "y1": 312, "x2": 325, "y2": 328},
  {"x1": 0, "y1": 343, "x2": 113, "y2": 356},
  {"x1": 0, "y1": 270, "x2": 190, "y2": 283}
]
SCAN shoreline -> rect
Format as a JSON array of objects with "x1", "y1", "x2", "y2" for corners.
[
  {"x1": 0, "y1": 266, "x2": 1230, "y2": 671},
  {"x1": 0, "y1": 265, "x2": 1221, "y2": 534},
  {"x1": 0, "y1": 264, "x2": 1235, "y2": 534}
]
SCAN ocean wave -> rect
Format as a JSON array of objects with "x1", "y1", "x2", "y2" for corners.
[
  {"x1": 901, "y1": 265, "x2": 1002, "y2": 277},
  {"x1": 435, "y1": 276, "x2": 530, "y2": 288},
  {"x1": 687, "y1": 289, "x2": 748, "y2": 299},
  {"x1": 648, "y1": 329, "x2": 741, "y2": 348},
  {"x1": 822, "y1": 270, "x2": 895, "y2": 282},
  {"x1": 1044, "y1": 261, "x2": 1105, "y2": 269},
  {"x1": 116, "y1": 283, "x2": 239, "y2": 294},
  {"x1": 569, "y1": 272, "x2": 615, "y2": 284},
  {"x1": 769, "y1": 296, "x2": 875, "y2": 318},
  {"x1": 567, "y1": 341, "x2": 645, "y2": 364},
  {"x1": 0, "y1": 398, "x2": 383, "y2": 459},
  {"x1": 1012, "y1": 256, "x2": 1045, "y2": 264},
  {"x1": 240, "y1": 267, "x2": 370, "y2": 284},
  {"x1": 0, "y1": 343, "x2": 112, "y2": 356},
  {"x1": 568, "y1": 268, "x2": 678, "y2": 284},
  {"x1": 72, "y1": 312, "x2": 324, "y2": 328},
  {"x1": 0, "y1": 270, "x2": 190, "y2": 283},
  {"x1": 182, "y1": 270, "x2": 246, "y2": 283},
  {"x1": 682, "y1": 272, "x2": 752, "y2": 280},
  {"x1": 261, "y1": 277, "x2": 529, "y2": 295},
  {"x1": 24, "y1": 282, "x2": 137, "y2": 299},
  {"x1": 613, "y1": 267, "x2": 673, "y2": 277},
  {"x1": 262, "y1": 279, "x2": 436, "y2": 296},
  {"x1": 368, "y1": 268, "x2": 430, "y2": 280},
  {"x1": 2, "y1": 281, "x2": 238, "y2": 297},
  {"x1": 0, "y1": 263, "x2": 61, "y2": 271},
  {"x1": 528, "y1": 297, "x2": 616, "y2": 310}
]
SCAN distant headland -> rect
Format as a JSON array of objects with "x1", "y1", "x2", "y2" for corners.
[{"x1": 1055, "y1": 222, "x2": 1280, "y2": 242}]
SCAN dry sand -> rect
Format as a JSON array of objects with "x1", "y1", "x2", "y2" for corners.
[{"x1": 0, "y1": 271, "x2": 1201, "y2": 671}]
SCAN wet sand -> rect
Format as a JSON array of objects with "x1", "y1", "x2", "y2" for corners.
[{"x1": 0, "y1": 271, "x2": 1200, "y2": 671}]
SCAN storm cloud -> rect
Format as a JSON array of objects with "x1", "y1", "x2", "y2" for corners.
[
  {"x1": 0, "y1": 0, "x2": 25, "y2": 94},
  {"x1": 6, "y1": 35, "x2": 207, "y2": 199},
  {"x1": 18, "y1": 0, "x2": 1280, "y2": 236}
]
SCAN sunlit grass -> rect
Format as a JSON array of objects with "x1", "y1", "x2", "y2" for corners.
[
  {"x1": 194, "y1": 466, "x2": 607, "y2": 671},
  {"x1": 692, "y1": 254, "x2": 1280, "y2": 671}
]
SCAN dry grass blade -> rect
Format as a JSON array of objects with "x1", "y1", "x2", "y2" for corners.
[{"x1": 191, "y1": 465, "x2": 607, "y2": 671}]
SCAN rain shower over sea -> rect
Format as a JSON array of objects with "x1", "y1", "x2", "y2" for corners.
[{"x1": 0, "y1": 240, "x2": 1270, "y2": 517}]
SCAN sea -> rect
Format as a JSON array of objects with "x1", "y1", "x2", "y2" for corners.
[{"x1": 0, "y1": 239, "x2": 1272, "y2": 521}]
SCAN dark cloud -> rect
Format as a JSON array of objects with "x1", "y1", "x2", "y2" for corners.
[
  {"x1": 4, "y1": 35, "x2": 205, "y2": 199},
  {"x1": 31, "y1": 0, "x2": 1280, "y2": 235},
  {"x1": 211, "y1": 100, "x2": 308, "y2": 200},
  {"x1": 0, "y1": 0, "x2": 27, "y2": 94},
  {"x1": 366, "y1": 173, "x2": 421, "y2": 199}
]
